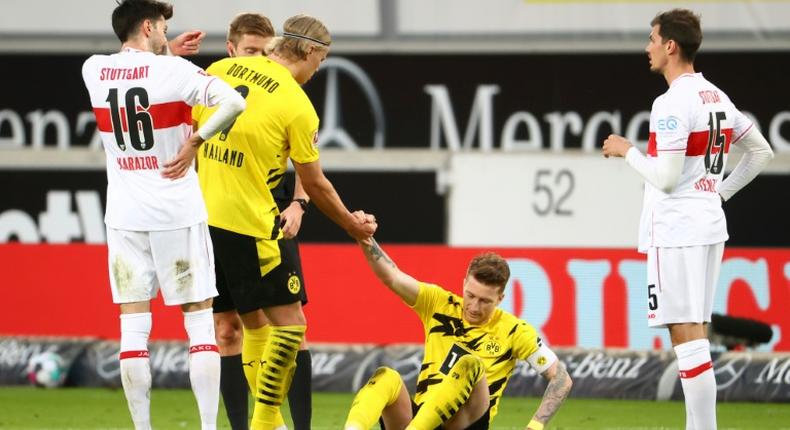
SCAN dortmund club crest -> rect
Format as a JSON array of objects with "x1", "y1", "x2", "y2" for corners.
[{"x1": 288, "y1": 274, "x2": 301, "y2": 294}]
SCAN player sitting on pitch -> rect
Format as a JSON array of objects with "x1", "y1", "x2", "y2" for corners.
[{"x1": 344, "y1": 237, "x2": 573, "y2": 430}]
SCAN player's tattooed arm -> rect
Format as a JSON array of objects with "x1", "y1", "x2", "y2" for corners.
[
  {"x1": 359, "y1": 238, "x2": 420, "y2": 305},
  {"x1": 531, "y1": 362, "x2": 572, "y2": 427},
  {"x1": 364, "y1": 238, "x2": 396, "y2": 267}
]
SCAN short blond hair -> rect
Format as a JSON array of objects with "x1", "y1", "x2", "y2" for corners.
[
  {"x1": 467, "y1": 252, "x2": 510, "y2": 292},
  {"x1": 266, "y1": 14, "x2": 331, "y2": 60},
  {"x1": 227, "y1": 13, "x2": 275, "y2": 45}
]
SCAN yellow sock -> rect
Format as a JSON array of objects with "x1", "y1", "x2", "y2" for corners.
[
  {"x1": 242, "y1": 325, "x2": 270, "y2": 393},
  {"x1": 250, "y1": 325, "x2": 306, "y2": 430},
  {"x1": 406, "y1": 354, "x2": 483, "y2": 430},
  {"x1": 344, "y1": 367, "x2": 403, "y2": 430}
]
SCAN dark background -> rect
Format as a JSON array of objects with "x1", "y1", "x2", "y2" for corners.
[
  {"x1": 1, "y1": 52, "x2": 787, "y2": 245},
  {"x1": 2, "y1": 52, "x2": 788, "y2": 150}
]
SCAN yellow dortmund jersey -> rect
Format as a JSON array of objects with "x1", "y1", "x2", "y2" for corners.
[
  {"x1": 193, "y1": 56, "x2": 320, "y2": 239},
  {"x1": 411, "y1": 282, "x2": 544, "y2": 421}
]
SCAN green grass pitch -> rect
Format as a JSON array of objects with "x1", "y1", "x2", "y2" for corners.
[{"x1": 0, "y1": 387, "x2": 788, "y2": 429}]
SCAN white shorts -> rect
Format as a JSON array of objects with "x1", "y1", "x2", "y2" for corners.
[
  {"x1": 646, "y1": 242, "x2": 724, "y2": 328},
  {"x1": 106, "y1": 222, "x2": 217, "y2": 306}
]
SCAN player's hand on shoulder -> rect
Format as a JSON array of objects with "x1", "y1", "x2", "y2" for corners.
[
  {"x1": 602, "y1": 134, "x2": 632, "y2": 158},
  {"x1": 162, "y1": 135, "x2": 202, "y2": 179},
  {"x1": 168, "y1": 30, "x2": 205, "y2": 56},
  {"x1": 347, "y1": 210, "x2": 377, "y2": 241}
]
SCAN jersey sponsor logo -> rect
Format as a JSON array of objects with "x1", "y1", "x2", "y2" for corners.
[
  {"x1": 657, "y1": 116, "x2": 680, "y2": 131},
  {"x1": 287, "y1": 274, "x2": 301, "y2": 294}
]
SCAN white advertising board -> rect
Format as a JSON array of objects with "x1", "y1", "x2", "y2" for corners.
[{"x1": 447, "y1": 152, "x2": 645, "y2": 247}]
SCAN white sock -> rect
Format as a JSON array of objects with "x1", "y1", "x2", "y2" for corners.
[
  {"x1": 185, "y1": 308, "x2": 221, "y2": 430},
  {"x1": 675, "y1": 339, "x2": 717, "y2": 430},
  {"x1": 120, "y1": 312, "x2": 153, "y2": 430}
]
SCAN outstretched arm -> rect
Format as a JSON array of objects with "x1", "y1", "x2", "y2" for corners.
[
  {"x1": 293, "y1": 159, "x2": 376, "y2": 241},
  {"x1": 358, "y1": 237, "x2": 420, "y2": 306},
  {"x1": 528, "y1": 361, "x2": 573, "y2": 430}
]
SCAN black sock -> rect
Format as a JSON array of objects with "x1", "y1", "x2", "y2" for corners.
[
  {"x1": 220, "y1": 354, "x2": 249, "y2": 430},
  {"x1": 288, "y1": 349, "x2": 312, "y2": 430}
]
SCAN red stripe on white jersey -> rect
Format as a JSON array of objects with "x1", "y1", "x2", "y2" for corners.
[
  {"x1": 119, "y1": 350, "x2": 150, "y2": 360},
  {"x1": 679, "y1": 361, "x2": 713, "y2": 378},
  {"x1": 189, "y1": 344, "x2": 219, "y2": 354},
  {"x1": 93, "y1": 101, "x2": 192, "y2": 133},
  {"x1": 647, "y1": 129, "x2": 733, "y2": 157}
]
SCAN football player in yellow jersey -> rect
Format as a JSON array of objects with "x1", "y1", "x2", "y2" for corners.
[
  {"x1": 192, "y1": 13, "x2": 313, "y2": 430},
  {"x1": 345, "y1": 238, "x2": 573, "y2": 430},
  {"x1": 194, "y1": 14, "x2": 377, "y2": 430}
]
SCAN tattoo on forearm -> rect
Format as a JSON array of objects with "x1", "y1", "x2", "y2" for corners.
[
  {"x1": 535, "y1": 363, "x2": 571, "y2": 424},
  {"x1": 365, "y1": 239, "x2": 396, "y2": 268}
]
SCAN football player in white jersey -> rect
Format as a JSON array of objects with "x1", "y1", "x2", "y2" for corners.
[
  {"x1": 603, "y1": 9, "x2": 774, "y2": 430},
  {"x1": 81, "y1": 1, "x2": 245, "y2": 429}
]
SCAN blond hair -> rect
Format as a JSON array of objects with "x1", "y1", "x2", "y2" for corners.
[
  {"x1": 266, "y1": 14, "x2": 331, "y2": 60},
  {"x1": 227, "y1": 13, "x2": 275, "y2": 45},
  {"x1": 466, "y1": 252, "x2": 510, "y2": 292}
]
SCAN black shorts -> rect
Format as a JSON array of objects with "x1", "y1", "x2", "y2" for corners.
[
  {"x1": 209, "y1": 226, "x2": 307, "y2": 314},
  {"x1": 380, "y1": 401, "x2": 490, "y2": 430}
]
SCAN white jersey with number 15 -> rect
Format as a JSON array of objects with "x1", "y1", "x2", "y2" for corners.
[{"x1": 639, "y1": 72, "x2": 754, "y2": 252}]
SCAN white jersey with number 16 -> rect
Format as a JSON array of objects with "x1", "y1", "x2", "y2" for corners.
[{"x1": 82, "y1": 48, "x2": 219, "y2": 231}]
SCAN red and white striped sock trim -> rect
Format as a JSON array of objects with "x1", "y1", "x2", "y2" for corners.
[
  {"x1": 679, "y1": 361, "x2": 713, "y2": 379},
  {"x1": 119, "y1": 350, "x2": 150, "y2": 360},
  {"x1": 189, "y1": 344, "x2": 219, "y2": 354}
]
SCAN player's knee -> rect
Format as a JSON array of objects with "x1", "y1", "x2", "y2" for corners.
[
  {"x1": 453, "y1": 355, "x2": 483, "y2": 381},
  {"x1": 369, "y1": 366, "x2": 401, "y2": 385},
  {"x1": 214, "y1": 316, "x2": 243, "y2": 348}
]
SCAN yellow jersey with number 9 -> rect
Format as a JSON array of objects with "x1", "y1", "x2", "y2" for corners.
[{"x1": 193, "y1": 56, "x2": 320, "y2": 239}]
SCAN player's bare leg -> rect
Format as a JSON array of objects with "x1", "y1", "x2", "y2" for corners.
[
  {"x1": 214, "y1": 311, "x2": 249, "y2": 430},
  {"x1": 670, "y1": 322, "x2": 716, "y2": 430},
  {"x1": 119, "y1": 301, "x2": 153, "y2": 430},
  {"x1": 182, "y1": 298, "x2": 221, "y2": 430}
]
